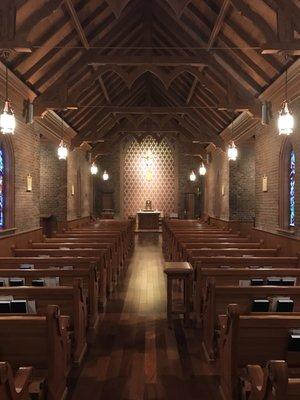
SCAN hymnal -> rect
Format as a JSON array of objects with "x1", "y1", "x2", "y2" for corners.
[
  {"x1": 288, "y1": 330, "x2": 300, "y2": 351},
  {"x1": 31, "y1": 279, "x2": 45, "y2": 287},
  {"x1": 276, "y1": 299, "x2": 294, "y2": 312},
  {"x1": 0, "y1": 300, "x2": 11, "y2": 313},
  {"x1": 266, "y1": 277, "x2": 282, "y2": 286},
  {"x1": 251, "y1": 299, "x2": 269, "y2": 312},
  {"x1": 10, "y1": 300, "x2": 27, "y2": 313},
  {"x1": 19, "y1": 264, "x2": 34, "y2": 270},
  {"x1": 281, "y1": 277, "x2": 296, "y2": 286},
  {"x1": 269, "y1": 297, "x2": 291, "y2": 312},
  {"x1": 250, "y1": 278, "x2": 264, "y2": 286},
  {"x1": 9, "y1": 278, "x2": 25, "y2": 287}
]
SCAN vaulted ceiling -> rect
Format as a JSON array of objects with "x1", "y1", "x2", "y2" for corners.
[{"x1": 1, "y1": 0, "x2": 299, "y2": 155}]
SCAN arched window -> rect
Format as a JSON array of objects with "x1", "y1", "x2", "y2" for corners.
[
  {"x1": 0, "y1": 147, "x2": 4, "y2": 227},
  {"x1": 0, "y1": 137, "x2": 14, "y2": 229},
  {"x1": 279, "y1": 139, "x2": 296, "y2": 230},
  {"x1": 289, "y1": 149, "x2": 295, "y2": 227}
]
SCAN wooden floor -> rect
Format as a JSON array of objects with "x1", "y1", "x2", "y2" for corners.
[{"x1": 68, "y1": 233, "x2": 221, "y2": 400}]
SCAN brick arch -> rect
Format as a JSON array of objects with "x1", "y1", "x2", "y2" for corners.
[{"x1": 121, "y1": 136, "x2": 177, "y2": 218}]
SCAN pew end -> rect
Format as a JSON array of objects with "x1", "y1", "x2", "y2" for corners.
[
  {"x1": 0, "y1": 362, "x2": 33, "y2": 400},
  {"x1": 246, "y1": 360, "x2": 300, "y2": 400}
]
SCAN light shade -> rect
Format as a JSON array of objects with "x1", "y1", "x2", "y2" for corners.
[
  {"x1": 103, "y1": 170, "x2": 109, "y2": 181},
  {"x1": 227, "y1": 141, "x2": 238, "y2": 161},
  {"x1": 0, "y1": 100, "x2": 15, "y2": 134},
  {"x1": 199, "y1": 163, "x2": 207, "y2": 176},
  {"x1": 278, "y1": 101, "x2": 294, "y2": 135},
  {"x1": 57, "y1": 140, "x2": 68, "y2": 160},
  {"x1": 189, "y1": 170, "x2": 196, "y2": 181},
  {"x1": 90, "y1": 162, "x2": 98, "y2": 175}
]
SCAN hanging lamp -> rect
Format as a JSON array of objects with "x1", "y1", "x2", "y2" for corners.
[
  {"x1": 103, "y1": 170, "x2": 109, "y2": 181},
  {"x1": 189, "y1": 170, "x2": 196, "y2": 181},
  {"x1": 90, "y1": 162, "x2": 98, "y2": 175},
  {"x1": 278, "y1": 67, "x2": 294, "y2": 135},
  {"x1": 57, "y1": 118, "x2": 68, "y2": 160},
  {"x1": 0, "y1": 53, "x2": 16, "y2": 135},
  {"x1": 199, "y1": 163, "x2": 206, "y2": 176},
  {"x1": 227, "y1": 141, "x2": 238, "y2": 161}
]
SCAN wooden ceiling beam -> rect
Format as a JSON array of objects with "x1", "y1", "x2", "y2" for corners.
[
  {"x1": 32, "y1": 1, "x2": 142, "y2": 114},
  {"x1": 0, "y1": 0, "x2": 63, "y2": 53},
  {"x1": 87, "y1": 53, "x2": 214, "y2": 66},
  {"x1": 207, "y1": 0, "x2": 230, "y2": 49},
  {"x1": 64, "y1": 0, "x2": 111, "y2": 104}
]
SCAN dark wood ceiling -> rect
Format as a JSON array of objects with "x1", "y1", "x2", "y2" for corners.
[{"x1": 2, "y1": 0, "x2": 299, "y2": 153}]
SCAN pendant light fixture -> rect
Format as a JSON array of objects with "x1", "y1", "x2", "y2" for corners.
[
  {"x1": 57, "y1": 118, "x2": 68, "y2": 160},
  {"x1": 0, "y1": 52, "x2": 16, "y2": 135},
  {"x1": 90, "y1": 162, "x2": 98, "y2": 175},
  {"x1": 189, "y1": 170, "x2": 196, "y2": 181},
  {"x1": 227, "y1": 141, "x2": 238, "y2": 161},
  {"x1": 103, "y1": 170, "x2": 109, "y2": 181},
  {"x1": 199, "y1": 163, "x2": 206, "y2": 176},
  {"x1": 227, "y1": 122, "x2": 238, "y2": 161},
  {"x1": 278, "y1": 66, "x2": 294, "y2": 135}
]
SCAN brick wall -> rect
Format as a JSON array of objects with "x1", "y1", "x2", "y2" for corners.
[
  {"x1": 13, "y1": 118, "x2": 40, "y2": 231},
  {"x1": 204, "y1": 148, "x2": 229, "y2": 220},
  {"x1": 254, "y1": 103, "x2": 300, "y2": 232},
  {"x1": 39, "y1": 139, "x2": 67, "y2": 222},
  {"x1": 229, "y1": 137, "x2": 255, "y2": 221},
  {"x1": 67, "y1": 148, "x2": 92, "y2": 221}
]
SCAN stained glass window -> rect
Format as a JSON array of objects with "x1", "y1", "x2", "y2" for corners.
[
  {"x1": 289, "y1": 150, "x2": 295, "y2": 227},
  {"x1": 0, "y1": 148, "x2": 4, "y2": 228}
]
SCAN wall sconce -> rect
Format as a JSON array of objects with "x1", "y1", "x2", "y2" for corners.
[
  {"x1": 262, "y1": 175, "x2": 268, "y2": 192},
  {"x1": 71, "y1": 184, "x2": 75, "y2": 195},
  {"x1": 26, "y1": 174, "x2": 32, "y2": 192}
]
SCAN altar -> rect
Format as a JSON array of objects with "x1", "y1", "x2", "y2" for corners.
[{"x1": 137, "y1": 210, "x2": 161, "y2": 230}]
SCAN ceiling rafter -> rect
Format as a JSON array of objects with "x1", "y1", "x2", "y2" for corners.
[{"x1": 64, "y1": 0, "x2": 111, "y2": 104}]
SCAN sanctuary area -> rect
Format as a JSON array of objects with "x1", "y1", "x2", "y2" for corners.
[{"x1": 0, "y1": 1, "x2": 300, "y2": 399}]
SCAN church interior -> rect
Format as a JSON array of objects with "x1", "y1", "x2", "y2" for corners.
[{"x1": 1, "y1": 0, "x2": 300, "y2": 399}]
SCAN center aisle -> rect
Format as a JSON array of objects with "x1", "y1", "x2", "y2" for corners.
[{"x1": 68, "y1": 233, "x2": 221, "y2": 400}]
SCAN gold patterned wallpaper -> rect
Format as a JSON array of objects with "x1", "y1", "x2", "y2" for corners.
[{"x1": 121, "y1": 136, "x2": 177, "y2": 217}]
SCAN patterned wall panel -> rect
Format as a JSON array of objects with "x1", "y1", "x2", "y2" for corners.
[{"x1": 122, "y1": 136, "x2": 177, "y2": 217}]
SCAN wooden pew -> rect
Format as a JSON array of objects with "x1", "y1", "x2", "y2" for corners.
[
  {"x1": 169, "y1": 236, "x2": 252, "y2": 261},
  {"x1": 0, "y1": 257, "x2": 106, "y2": 309},
  {"x1": 202, "y1": 280, "x2": 300, "y2": 361},
  {"x1": 44, "y1": 237, "x2": 123, "y2": 278},
  {"x1": 0, "y1": 362, "x2": 32, "y2": 400},
  {"x1": 29, "y1": 240, "x2": 120, "y2": 288},
  {"x1": 51, "y1": 233, "x2": 126, "y2": 274},
  {"x1": 0, "y1": 280, "x2": 87, "y2": 364},
  {"x1": 0, "y1": 305, "x2": 69, "y2": 400},
  {"x1": 219, "y1": 304, "x2": 300, "y2": 400},
  {"x1": 186, "y1": 248, "x2": 280, "y2": 261},
  {"x1": 12, "y1": 247, "x2": 114, "y2": 293},
  {"x1": 178, "y1": 242, "x2": 264, "y2": 261},
  {"x1": 247, "y1": 360, "x2": 300, "y2": 400},
  {"x1": 193, "y1": 256, "x2": 300, "y2": 270},
  {"x1": 0, "y1": 267, "x2": 98, "y2": 329},
  {"x1": 197, "y1": 267, "x2": 300, "y2": 297}
]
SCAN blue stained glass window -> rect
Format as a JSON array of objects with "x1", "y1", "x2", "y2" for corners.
[
  {"x1": 0, "y1": 148, "x2": 4, "y2": 228},
  {"x1": 289, "y1": 150, "x2": 295, "y2": 227}
]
